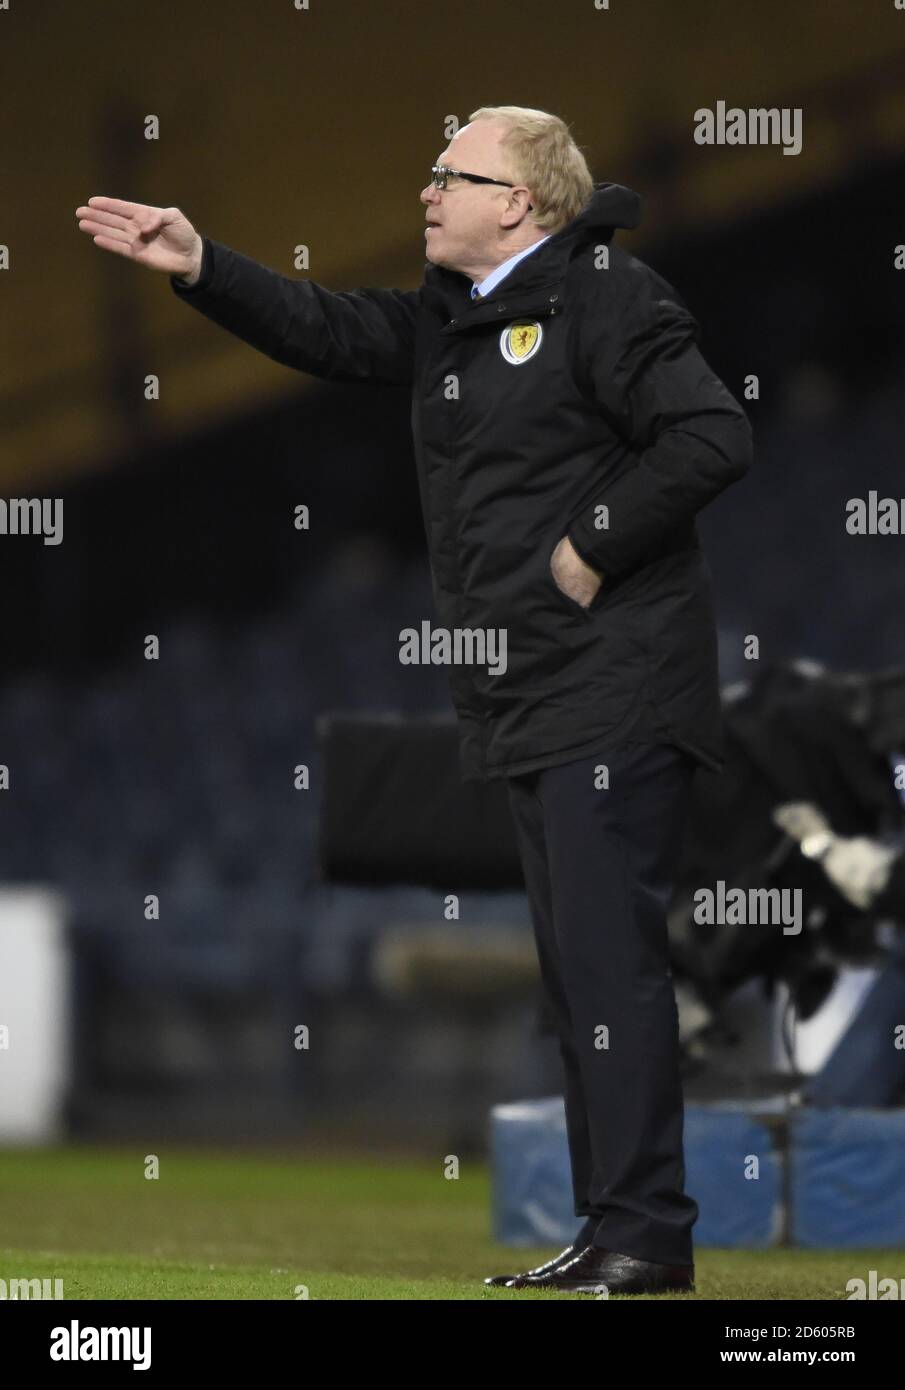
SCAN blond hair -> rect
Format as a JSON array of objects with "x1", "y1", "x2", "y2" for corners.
[{"x1": 468, "y1": 105, "x2": 595, "y2": 232}]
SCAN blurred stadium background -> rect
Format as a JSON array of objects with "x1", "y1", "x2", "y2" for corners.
[{"x1": 2, "y1": 0, "x2": 905, "y2": 1297}]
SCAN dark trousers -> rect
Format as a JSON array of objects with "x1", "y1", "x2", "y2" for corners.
[{"x1": 506, "y1": 741, "x2": 699, "y2": 1266}]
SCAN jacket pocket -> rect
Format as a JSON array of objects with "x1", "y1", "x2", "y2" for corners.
[{"x1": 545, "y1": 543, "x2": 605, "y2": 621}]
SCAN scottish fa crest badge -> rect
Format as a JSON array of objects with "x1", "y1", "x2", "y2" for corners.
[{"x1": 500, "y1": 319, "x2": 543, "y2": 365}]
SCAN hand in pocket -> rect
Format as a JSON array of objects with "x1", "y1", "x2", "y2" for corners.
[{"x1": 550, "y1": 535, "x2": 604, "y2": 609}]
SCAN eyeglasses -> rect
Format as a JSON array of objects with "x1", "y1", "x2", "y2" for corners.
[{"x1": 430, "y1": 164, "x2": 515, "y2": 191}]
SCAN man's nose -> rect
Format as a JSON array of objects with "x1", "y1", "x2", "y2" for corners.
[{"x1": 420, "y1": 184, "x2": 440, "y2": 206}]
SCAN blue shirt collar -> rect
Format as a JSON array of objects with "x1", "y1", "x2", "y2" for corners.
[{"x1": 470, "y1": 235, "x2": 552, "y2": 299}]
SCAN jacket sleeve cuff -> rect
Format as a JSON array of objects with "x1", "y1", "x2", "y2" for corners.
[
  {"x1": 170, "y1": 236, "x2": 214, "y2": 295},
  {"x1": 567, "y1": 514, "x2": 620, "y2": 580}
]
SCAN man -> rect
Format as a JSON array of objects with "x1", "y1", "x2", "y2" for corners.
[{"x1": 76, "y1": 104, "x2": 752, "y2": 1295}]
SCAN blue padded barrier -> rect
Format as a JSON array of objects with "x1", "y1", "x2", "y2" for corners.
[
  {"x1": 491, "y1": 1095, "x2": 787, "y2": 1248},
  {"x1": 790, "y1": 1107, "x2": 905, "y2": 1248},
  {"x1": 492, "y1": 1096, "x2": 905, "y2": 1248}
]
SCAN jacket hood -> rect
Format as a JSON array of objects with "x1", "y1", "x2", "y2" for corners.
[{"x1": 550, "y1": 181, "x2": 641, "y2": 246}]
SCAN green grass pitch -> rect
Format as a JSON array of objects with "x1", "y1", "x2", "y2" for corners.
[{"x1": 0, "y1": 1146, "x2": 895, "y2": 1299}]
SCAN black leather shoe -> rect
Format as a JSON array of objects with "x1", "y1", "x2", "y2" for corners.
[
  {"x1": 484, "y1": 1236, "x2": 592, "y2": 1288},
  {"x1": 510, "y1": 1245, "x2": 695, "y2": 1294}
]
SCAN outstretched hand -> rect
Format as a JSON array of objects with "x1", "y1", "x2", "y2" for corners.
[{"x1": 75, "y1": 197, "x2": 202, "y2": 280}]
